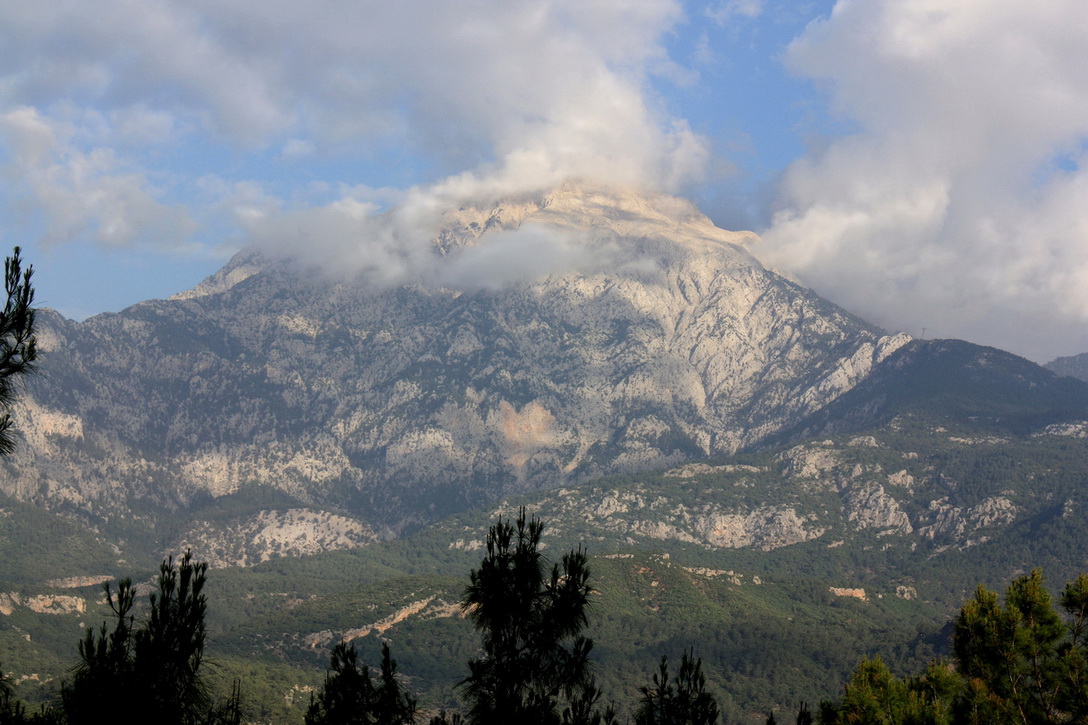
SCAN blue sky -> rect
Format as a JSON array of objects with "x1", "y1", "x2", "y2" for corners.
[{"x1": 1, "y1": 0, "x2": 1086, "y2": 362}]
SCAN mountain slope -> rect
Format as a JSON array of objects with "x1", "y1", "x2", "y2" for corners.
[
  {"x1": 181, "y1": 410, "x2": 1088, "y2": 721},
  {"x1": 1046, "y1": 351, "x2": 1088, "y2": 382},
  {"x1": 7, "y1": 355, "x2": 1088, "y2": 721},
  {"x1": 766, "y1": 338, "x2": 1088, "y2": 444},
  {"x1": 1, "y1": 184, "x2": 905, "y2": 555}
]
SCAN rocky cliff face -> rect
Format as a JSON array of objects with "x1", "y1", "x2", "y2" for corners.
[
  {"x1": 1, "y1": 184, "x2": 907, "y2": 557},
  {"x1": 442, "y1": 419, "x2": 1086, "y2": 564}
]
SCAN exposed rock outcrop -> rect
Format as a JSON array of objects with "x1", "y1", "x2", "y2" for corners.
[
  {"x1": 2, "y1": 183, "x2": 905, "y2": 556},
  {"x1": 173, "y1": 509, "x2": 379, "y2": 568}
]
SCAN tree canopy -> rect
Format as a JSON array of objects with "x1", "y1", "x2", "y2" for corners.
[
  {"x1": 456, "y1": 508, "x2": 614, "y2": 725},
  {"x1": 305, "y1": 641, "x2": 417, "y2": 725},
  {"x1": 821, "y1": 569, "x2": 1088, "y2": 724},
  {"x1": 0, "y1": 246, "x2": 36, "y2": 455}
]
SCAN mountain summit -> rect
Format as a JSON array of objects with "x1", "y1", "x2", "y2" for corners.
[{"x1": 5, "y1": 185, "x2": 907, "y2": 555}]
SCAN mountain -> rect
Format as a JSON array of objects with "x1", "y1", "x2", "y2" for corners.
[
  {"x1": 1046, "y1": 351, "x2": 1088, "y2": 382},
  {"x1": 11, "y1": 405, "x2": 1088, "y2": 722},
  {"x1": 2, "y1": 184, "x2": 908, "y2": 561},
  {"x1": 185, "y1": 394, "x2": 1088, "y2": 722},
  {"x1": 768, "y1": 338, "x2": 1088, "y2": 444},
  {"x1": 5, "y1": 184, "x2": 1088, "y2": 720}
]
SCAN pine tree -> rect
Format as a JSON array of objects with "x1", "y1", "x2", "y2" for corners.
[
  {"x1": 61, "y1": 551, "x2": 239, "y2": 725},
  {"x1": 633, "y1": 649, "x2": 720, "y2": 725},
  {"x1": 0, "y1": 247, "x2": 37, "y2": 455},
  {"x1": 458, "y1": 508, "x2": 610, "y2": 725},
  {"x1": 828, "y1": 658, "x2": 907, "y2": 725},
  {"x1": 954, "y1": 569, "x2": 1066, "y2": 723},
  {"x1": 1056, "y1": 574, "x2": 1088, "y2": 721},
  {"x1": 306, "y1": 641, "x2": 416, "y2": 725},
  {"x1": 61, "y1": 576, "x2": 137, "y2": 723},
  {"x1": 0, "y1": 663, "x2": 29, "y2": 724},
  {"x1": 820, "y1": 569, "x2": 1088, "y2": 724}
]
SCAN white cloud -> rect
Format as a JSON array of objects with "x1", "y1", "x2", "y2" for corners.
[
  {"x1": 437, "y1": 224, "x2": 599, "y2": 291},
  {"x1": 758, "y1": 0, "x2": 1088, "y2": 361},
  {"x1": 0, "y1": 107, "x2": 195, "y2": 248},
  {"x1": 237, "y1": 182, "x2": 659, "y2": 293},
  {"x1": 0, "y1": 0, "x2": 703, "y2": 189},
  {"x1": 0, "y1": 0, "x2": 710, "y2": 277},
  {"x1": 109, "y1": 106, "x2": 180, "y2": 148},
  {"x1": 279, "y1": 138, "x2": 315, "y2": 162}
]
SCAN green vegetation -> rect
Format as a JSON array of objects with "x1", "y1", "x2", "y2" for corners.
[
  {"x1": 1, "y1": 552, "x2": 241, "y2": 725},
  {"x1": 64, "y1": 551, "x2": 241, "y2": 725},
  {"x1": 0, "y1": 493, "x2": 123, "y2": 588},
  {"x1": 634, "y1": 651, "x2": 719, "y2": 725},
  {"x1": 455, "y1": 509, "x2": 613, "y2": 725},
  {"x1": 305, "y1": 642, "x2": 415, "y2": 725},
  {"x1": 820, "y1": 569, "x2": 1088, "y2": 724},
  {"x1": 7, "y1": 506, "x2": 1088, "y2": 725},
  {"x1": 9, "y1": 404, "x2": 1088, "y2": 721}
]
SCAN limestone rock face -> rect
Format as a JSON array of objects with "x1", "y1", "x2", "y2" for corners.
[
  {"x1": 172, "y1": 509, "x2": 379, "y2": 568},
  {"x1": 2, "y1": 184, "x2": 906, "y2": 548},
  {"x1": 442, "y1": 422, "x2": 1065, "y2": 563}
]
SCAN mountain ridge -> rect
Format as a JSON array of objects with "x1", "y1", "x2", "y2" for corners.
[
  {"x1": 1046, "y1": 351, "x2": 1088, "y2": 382},
  {"x1": 4, "y1": 184, "x2": 905, "y2": 559},
  {"x1": 4, "y1": 184, "x2": 1088, "y2": 720}
]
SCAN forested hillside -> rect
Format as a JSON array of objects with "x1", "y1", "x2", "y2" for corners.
[{"x1": 7, "y1": 398, "x2": 1088, "y2": 722}]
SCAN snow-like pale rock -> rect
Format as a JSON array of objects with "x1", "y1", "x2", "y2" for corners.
[{"x1": 5, "y1": 183, "x2": 909, "y2": 554}]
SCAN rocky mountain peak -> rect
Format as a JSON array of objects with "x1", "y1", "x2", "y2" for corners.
[
  {"x1": 174, "y1": 183, "x2": 756, "y2": 303},
  {"x1": 1046, "y1": 351, "x2": 1088, "y2": 383},
  {"x1": 5, "y1": 185, "x2": 910, "y2": 554},
  {"x1": 440, "y1": 181, "x2": 758, "y2": 260}
]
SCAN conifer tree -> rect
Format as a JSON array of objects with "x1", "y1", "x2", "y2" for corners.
[
  {"x1": 0, "y1": 664, "x2": 28, "y2": 724},
  {"x1": 306, "y1": 641, "x2": 416, "y2": 725},
  {"x1": 61, "y1": 551, "x2": 239, "y2": 725},
  {"x1": 633, "y1": 649, "x2": 720, "y2": 725},
  {"x1": 821, "y1": 569, "x2": 1088, "y2": 724},
  {"x1": 0, "y1": 247, "x2": 37, "y2": 455},
  {"x1": 458, "y1": 508, "x2": 611, "y2": 725},
  {"x1": 955, "y1": 568, "x2": 1070, "y2": 723}
]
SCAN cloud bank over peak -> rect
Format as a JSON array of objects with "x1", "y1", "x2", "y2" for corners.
[
  {"x1": 758, "y1": 0, "x2": 1088, "y2": 361},
  {"x1": 4, "y1": 0, "x2": 1088, "y2": 362},
  {"x1": 0, "y1": 0, "x2": 706, "y2": 253},
  {"x1": 0, "y1": 0, "x2": 718, "y2": 317}
]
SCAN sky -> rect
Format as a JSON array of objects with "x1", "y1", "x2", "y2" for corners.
[{"x1": 1, "y1": 0, "x2": 1086, "y2": 363}]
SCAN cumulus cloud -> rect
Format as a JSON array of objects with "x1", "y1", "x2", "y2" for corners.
[
  {"x1": 0, "y1": 0, "x2": 711, "y2": 293},
  {"x1": 0, "y1": 0, "x2": 704, "y2": 193},
  {"x1": 758, "y1": 0, "x2": 1088, "y2": 361},
  {"x1": 235, "y1": 188, "x2": 428, "y2": 286},
  {"x1": 0, "y1": 107, "x2": 195, "y2": 248}
]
